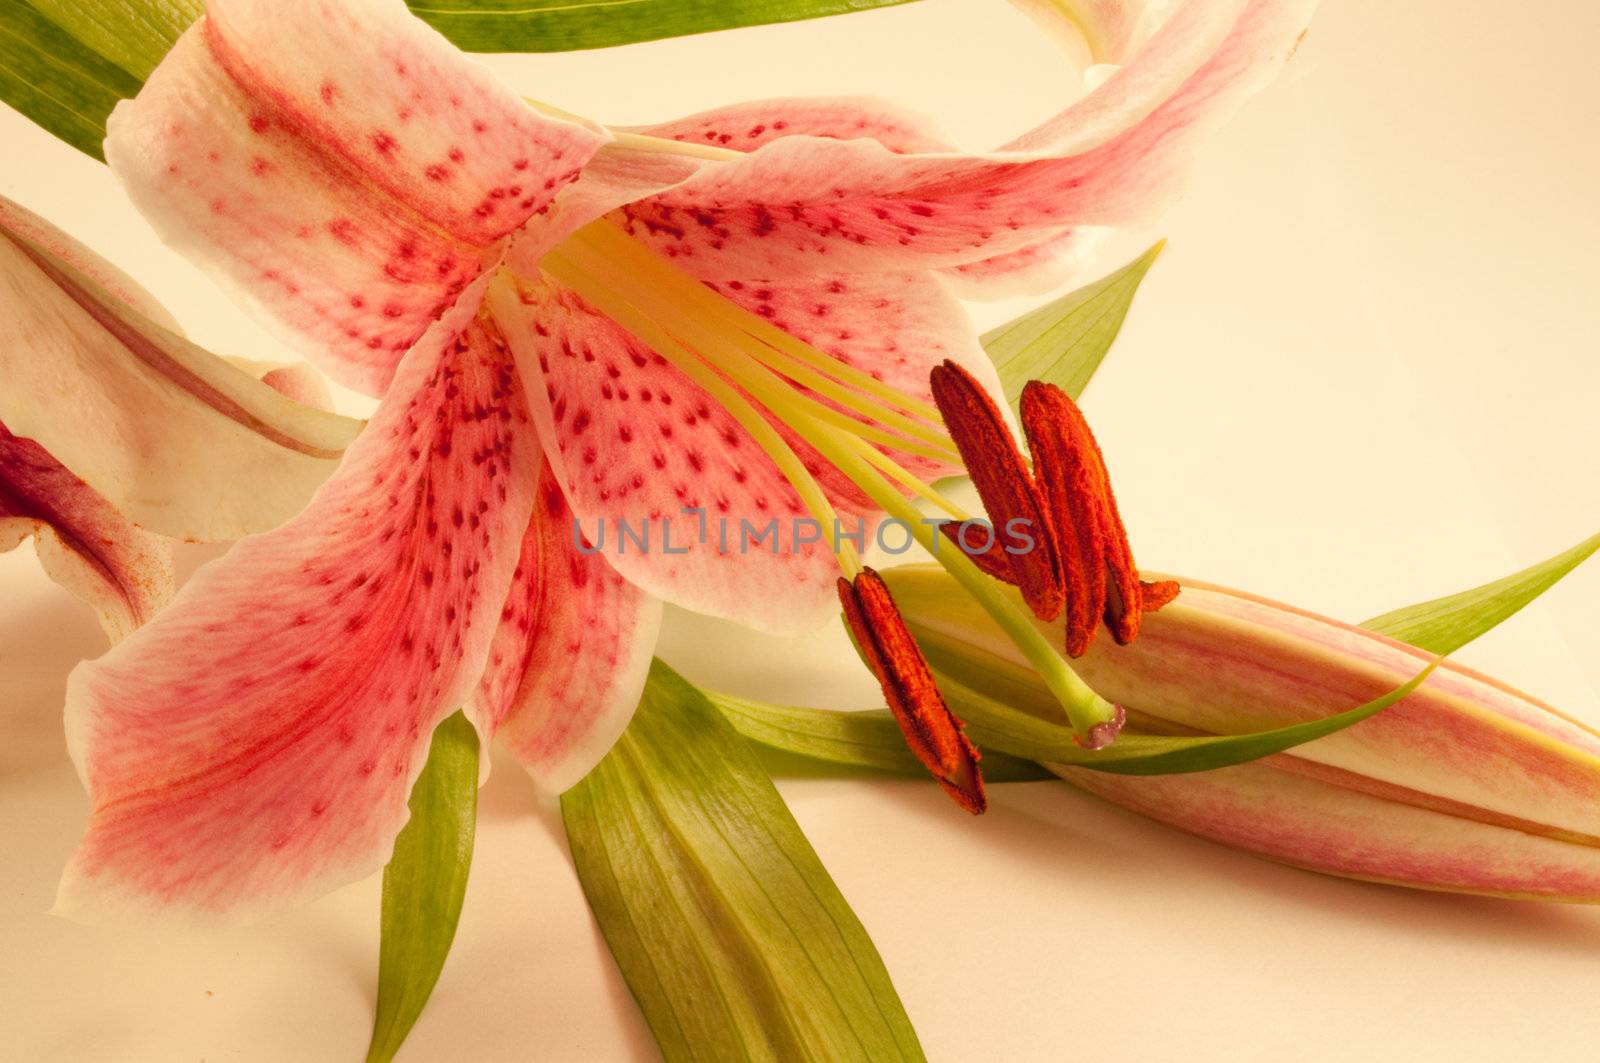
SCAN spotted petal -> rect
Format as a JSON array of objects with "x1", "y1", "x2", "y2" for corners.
[
  {"x1": 57, "y1": 300, "x2": 540, "y2": 924},
  {"x1": 106, "y1": 0, "x2": 607, "y2": 395},
  {"x1": 488, "y1": 271, "x2": 841, "y2": 634},
  {"x1": 618, "y1": 0, "x2": 1310, "y2": 287},
  {"x1": 474, "y1": 462, "x2": 662, "y2": 791},
  {"x1": 0, "y1": 195, "x2": 360, "y2": 543},
  {"x1": 0, "y1": 424, "x2": 172, "y2": 643}
]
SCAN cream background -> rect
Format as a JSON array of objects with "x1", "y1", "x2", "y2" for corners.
[{"x1": 4, "y1": 0, "x2": 1600, "y2": 1059}]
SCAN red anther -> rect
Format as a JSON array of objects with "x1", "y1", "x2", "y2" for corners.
[
  {"x1": 1020, "y1": 380, "x2": 1177, "y2": 656},
  {"x1": 1140, "y1": 578, "x2": 1182, "y2": 613},
  {"x1": 837, "y1": 569, "x2": 986, "y2": 814},
  {"x1": 937, "y1": 519, "x2": 1013, "y2": 582},
  {"x1": 1019, "y1": 381, "x2": 1108, "y2": 656},
  {"x1": 929, "y1": 361, "x2": 1065, "y2": 621}
]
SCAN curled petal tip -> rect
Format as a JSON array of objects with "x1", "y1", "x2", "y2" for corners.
[{"x1": 1077, "y1": 703, "x2": 1127, "y2": 751}]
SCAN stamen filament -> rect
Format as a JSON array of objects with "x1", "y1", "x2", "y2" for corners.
[
  {"x1": 556, "y1": 231, "x2": 959, "y2": 463},
  {"x1": 528, "y1": 257, "x2": 863, "y2": 575},
  {"x1": 815, "y1": 432, "x2": 1120, "y2": 742},
  {"x1": 854, "y1": 445, "x2": 971, "y2": 521}
]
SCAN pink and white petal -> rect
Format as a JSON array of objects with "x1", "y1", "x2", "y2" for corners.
[
  {"x1": 623, "y1": 96, "x2": 956, "y2": 154},
  {"x1": 487, "y1": 272, "x2": 842, "y2": 635},
  {"x1": 474, "y1": 464, "x2": 662, "y2": 791},
  {"x1": 618, "y1": 0, "x2": 1309, "y2": 282},
  {"x1": 0, "y1": 425, "x2": 173, "y2": 644},
  {"x1": 0, "y1": 220, "x2": 360, "y2": 543},
  {"x1": 1053, "y1": 757, "x2": 1600, "y2": 901},
  {"x1": 107, "y1": 1, "x2": 606, "y2": 395},
  {"x1": 0, "y1": 195, "x2": 179, "y2": 331},
  {"x1": 937, "y1": 226, "x2": 1108, "y2": 298},
  {"x1": 227, "y1": 357, "x2": 336, "y2": 410},
  {"x1": 56, "y1": 307, "x2": 540, "y2": 924},
  {"x1": 510, "y1": 96, "x2": 961, "y2": 275}
]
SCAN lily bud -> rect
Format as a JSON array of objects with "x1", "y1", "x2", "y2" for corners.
[{"x1": 881, "y1": 564, "x2": 1600, "y2": 901}]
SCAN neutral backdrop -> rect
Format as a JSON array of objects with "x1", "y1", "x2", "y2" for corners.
[{"x1": 4, "y1": 1, "x2": 1599, "y2": 1059}]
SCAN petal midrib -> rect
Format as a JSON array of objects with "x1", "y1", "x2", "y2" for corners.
[{"x1": 9, "y1": 232, "x2": 348, "y2": 460}]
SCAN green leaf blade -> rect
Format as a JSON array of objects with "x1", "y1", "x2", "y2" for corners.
[
  {"x1": 1362, "y1": 530, "x2": 1600, "y2": 655},
  {"x1": 367, "y1": 711, "x2": 480, "y2": 1063},
  {"x1": 942, "y1": 665, "x2": 1440, "y2": 776},
  {"x1": 0, "y1": 0, "x2": 145, "y2": 160},
  {"x1": 984, "y1": 241, "x2": 1163, "y2": 406},
  {"x1": 406, "y1": 0, "x2": 919, "y2": 53},
  {"x1": 564, "y1": 660, "x2": 925, "y2": 1063},
  {"x1": 710, "y1": 690, "x2": 1049, "y2": 781}
]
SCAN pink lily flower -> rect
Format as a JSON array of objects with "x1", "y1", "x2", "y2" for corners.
[
  {"x1": 1, "y1": 194, "x2": 358, "y2": 640},
  {"x1": 58, "y1": 0, "x2": 1312, "y2": 921},
  {"x1": 885, "y1": 567, "x2": 1600, "y2": 901}
]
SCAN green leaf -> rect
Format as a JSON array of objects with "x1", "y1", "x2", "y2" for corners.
[
  {"x1": 984, "y1": 241, "x2": 1163, "y2": 406},
  {"x1": 709, "y1": 690, "x2": 1050, "y2": 781},
  {"x1": 0, "y1": 0, "x2": 147, "y2": 159},
  {"x1": 1, "y1": 0, "x2": 922, "y2": 160},
  {"x1": 27, "y1": 0, "x2": 197, "y2": 78},
  {"x1": 408, "y1": 0, "x2": 920, "y2": 53},
  {"x1": 706, "y1": 663, "x2": 1438, "y2": 780},
  {"x1": 562, "y1": 660, "x2": 925, "y2": 1063},
  {"x1": 367, "y1": 712, "x2": 480, "y2": 1063},
  {"x1": 940, "y1": 665, "x2": 1440, "y2": 775},
  {"x1": 1362, "y1": 530, "x2": 1600, "y2": 655}
]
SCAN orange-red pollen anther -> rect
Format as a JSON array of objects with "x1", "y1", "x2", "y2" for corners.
[
  {"x1": 937, "y1": 519, "x2": 1014, "y2": 581},
  {"x1": 837, "y1": 569, "x2": 986, "y2": 814},
  {"x1": 1019, "y1": 380, "x2": 1178, "y2": 657},
  {"x1": 929, "y1": 360, "x2": 1065, "y2": 621}
]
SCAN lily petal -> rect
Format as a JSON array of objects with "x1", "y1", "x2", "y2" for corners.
[
  {"x1": 0, "y1": 195, "x2": 360, "y2": 542},
  {"x1": 618, "y1": 0, "x2": 1309, "y2": 283},
  {"x1": 488, "y1": 271, "x2": 842, "y2": 635},
  {"x1": 475, "y1": 463, "x2": 662, "y2": 792},
  {"x1": 0, "y1": 424, "x2": 172, "y2": 643},
  {"x1": 105, "y1": 0, "x2": 607, "y2": 395},
  {"x1": 57, "y1": 300, "x2": 540, "y2": 924},
  {"x1": 624, "y1": 96, "x2": 957, "y2": 154}
]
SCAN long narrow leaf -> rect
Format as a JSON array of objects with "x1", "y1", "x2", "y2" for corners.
[
  {"x1": 707, "y1": 663, "x2": 1437, "y2": 779},
  {"x1": 1362, "y1": 530, "x2": 1600, "y2": 654},
  {"x1": 0, "y1": 0, "x2": 144, "y2": 159},
  {"x1": 942, "y1": 665, "x2": 1439, "y2": 775},
  {"x1": 984, "y1": 241, "x2": 1163, "y2": 406},
  {"x1": 563, "y1": 659, "x2": 924, "y2": 1063},
  {"x1": 710, "y1": 690, "x2": 1049, "y2": 780},
  {"x1": 409, "y1": 0, "x2": 918, "y2": 53},
  {"x1": 367, "y1": 712, "x2": 481, "y2": 1063}
]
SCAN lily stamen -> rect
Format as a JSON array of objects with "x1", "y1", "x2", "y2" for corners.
[
  {"x1": 539, "y1": 219, "x2": 1123, "y2": 747},
  {"x1": 930, "y1": 360, "x2": 1067, "y2": 621},
  {"x1": 838, "y1": 568, "x2": 985, "y2": 814},
  {"x1": 1020, "y1": 381, "x2": 1180, "y2": 655}
]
